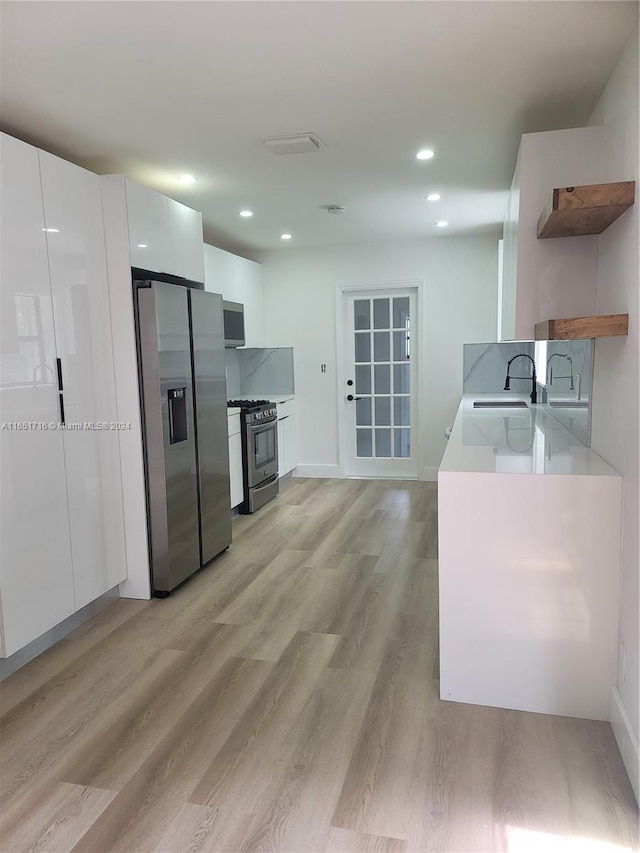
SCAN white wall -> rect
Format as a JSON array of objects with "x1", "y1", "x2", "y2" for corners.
[
  {"x1": 258, "y1": 235, "x2": 498, "y2": 479},
  {"x1": 502, "y1": 126, "x2": 606, "y2": 340},
  {"x1": 588, "y1": 28, "x2": 639, "y2": 800},
  {"x1": 203, "y1": 243, "x2": 265, "y2": 347}
]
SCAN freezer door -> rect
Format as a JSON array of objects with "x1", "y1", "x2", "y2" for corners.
[
  {"x1": 138, "y1": 282, "x2": 200, "y2": 592},
  {"x1": 190, "y1": 289, "x2": 232, "y2": 563}
]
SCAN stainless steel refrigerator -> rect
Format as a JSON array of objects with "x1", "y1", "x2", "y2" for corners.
[{"x1": 134, "y1": 274, "x2": 232, "y2": 595}]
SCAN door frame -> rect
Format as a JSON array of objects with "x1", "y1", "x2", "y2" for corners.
[{"x1": 335, "y1": 279, "x2": 423, "y2": 480}]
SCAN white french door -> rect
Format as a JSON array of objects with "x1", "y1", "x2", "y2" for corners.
[{"x1": 341, "y1": 287, "x2": 419, "y2": 478}]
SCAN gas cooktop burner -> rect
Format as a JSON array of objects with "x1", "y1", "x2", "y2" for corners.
[{"x1": 227, "y1": 399, "x2": 272, "y2": 408}]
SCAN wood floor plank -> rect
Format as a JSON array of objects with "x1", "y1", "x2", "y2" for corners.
[
  {"x1": 0, "y1": 598, "x2": 147, "y2": 717},
  {"x1": 232, "y1": 666, "x2": 377, "y2": 853},
  {"x1": 0, "y1": 782, "x2": 117, "y2": 853},
  {"x1": 325, "y1": 827, "x2": 407, "y2": 853},
  {"x1": 68, "y1": 656, "x2": 274, "y2": 853},
  {"x1": 188, "y1": 631, "x2": 340, "y2": 811},
  {"x1": 0, "y1": 648, "x2": 185, "y2": 838},
  {"x1": 0, "y1": 478, "x2": 636, "y2": 853}
]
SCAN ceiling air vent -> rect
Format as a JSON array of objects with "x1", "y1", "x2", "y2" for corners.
[
  {"x1": 326, "y1": 206, "x2": 346, "y2": 215},
  {"x1": 263, "y1": 133, "x2": 326, "y2": 155}
]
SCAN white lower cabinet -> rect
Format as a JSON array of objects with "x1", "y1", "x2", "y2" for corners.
[
  {"x1": 228, "y1": 414, "x2": 243, "y2": 508},
  {"x1": 276, "y1": 400, "x2": 297, "y2": 476},
  {"x1": 0, "y1": 133, "x2": 126, "y2": 657}
]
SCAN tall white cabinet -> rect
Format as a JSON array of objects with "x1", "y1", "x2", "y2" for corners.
[
  {"x1": 0, "y1": 133, "x2": 126, "y2": 657},
  {"x1": 100, "y1": 175, "x2": 205, "y2": 600}
]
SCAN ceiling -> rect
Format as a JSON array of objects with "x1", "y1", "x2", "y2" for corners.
[{"x1": 1, "y1": 1, "x2": 637, "y2": 258}]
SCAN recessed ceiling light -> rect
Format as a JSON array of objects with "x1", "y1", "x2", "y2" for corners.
[
  {"x1": 426, "y1": 193, "x2": 441, "y2": 202},
  {"x1": 137, "y1": 243, "x2": 148, "y2": 248},
  {"x1": 416, "y1": 149, "x2": 435, "y2": 160},
  {"x1": 280, "y1": 233, "x2": 292, "y2": 240},
  {"x1": 239, "y1": 210, "x2": 253, "y2": 218},
  {"x1": 177, "y1": 174, "x2": 197, "y2": 184},
  {"x1": 435, "y1": 221, "x2": 448, "y2": 228},
  {"x1": 42, "y1": 227, "x2": 60, "y2": 233}
]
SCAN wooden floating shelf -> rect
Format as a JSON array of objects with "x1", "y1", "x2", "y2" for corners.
[
  {"x1": 535, "y1": 314, "x2": 629, "y2": 341},
  {"x1": 537, "y1": 181, "x2": 635, "y2": 238}
]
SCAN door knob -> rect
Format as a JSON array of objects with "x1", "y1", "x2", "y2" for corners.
[{"x1": 346, "y1": 394, "x2": 362, "y2": 402}]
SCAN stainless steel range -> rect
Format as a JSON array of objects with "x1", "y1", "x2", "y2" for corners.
[{"x1": 228, "y1": 400, "x2": 279, "y2": 513}]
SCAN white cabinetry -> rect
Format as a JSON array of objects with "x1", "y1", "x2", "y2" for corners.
[
  {"x1": 124, "y1": 179, "x2": 204, "y2": 282},
  {"x1": 276, "y1": 399, "x2": 297, "y2": 476},
  {"x1": 203, "y1": 244, "x2": 264, "y2": 346},
  {"x1": 0, "y1": 133, "x2": 126, "y2": 657},
  {"x1": 39, "y1": 151, "x2": 126, "y2": 610},
  {"x1": 168, "y1": 199, "x2": 205, "y2": 282},
  {"x1": 227, "y1": 412, "x2": 243, "y2": 508}
]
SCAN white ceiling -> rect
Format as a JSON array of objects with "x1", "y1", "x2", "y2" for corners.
[{"x1": 1, "y1": 1, "x2": 637, "y2": 257}]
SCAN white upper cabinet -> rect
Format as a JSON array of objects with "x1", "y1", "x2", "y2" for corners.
[
  {"x1": 125, "y1": 179, "x2": 171, "y2": 274},
  {"x1": 0, "y1": 134, "x2": 75, "y2": 655},
  {"x1": 39, "y1": 151, "x2": 127, "y2": 610},
  {"x1": 125, "y1": 179, "x2": 204, "y2": 281},
  {"x1": 167, "y1": 198, "x2": 204, "y2": 282},
  {"x1": 203, "y1": 244, "x2": 265, "y2": 346}
]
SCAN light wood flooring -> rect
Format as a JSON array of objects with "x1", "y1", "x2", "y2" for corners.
[{"x1": 1, "y1": 478, "x2": 638, "y2": 853}]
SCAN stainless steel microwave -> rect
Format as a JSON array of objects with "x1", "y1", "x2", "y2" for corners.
[{"x1": 223, "y1": 301, "x2": 245, "y2": 348}]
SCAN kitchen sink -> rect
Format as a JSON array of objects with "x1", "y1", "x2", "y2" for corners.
[{"x1": 473, "y1": 400, "x2": 528, "y2": 409}]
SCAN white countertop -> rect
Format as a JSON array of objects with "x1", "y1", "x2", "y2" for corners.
[
  {"x1": 268, "y1": 395, "x2": 295, "y2": 404},
  {"x1": 439, "y1": 394, "x2": 618, "y2": 476}
]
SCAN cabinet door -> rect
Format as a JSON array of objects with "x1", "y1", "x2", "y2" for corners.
[
  {"x1": 0, "y1": 134, "x2": 75, "y2": 656},
  {"x1": 125, "y1": 180, "x2": 170, "y2": 274},
  {"x1": 284, "y1": 413, "x2": 297, "y2": 474},
  {"x1": 277, "y1": 417, "x2": 285, "y2": 477},
  {"x1": 168, "y1": 198, "x2": 204, "y2": 282},
  {"x1": 233, "y1": 256, "x2": 264, "y2": 347},
  {"x1": 229, "y1": 432, "x2": 244, "y2": 508},
  {"x1": 40, "y1": 151, "x2": 127, "y2": 609}
]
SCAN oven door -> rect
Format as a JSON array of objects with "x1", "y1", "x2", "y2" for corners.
[{"x1": 246, "y1": 418, "x2": 278, "y2": 488}]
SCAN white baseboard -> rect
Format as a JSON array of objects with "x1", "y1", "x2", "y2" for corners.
[
  {"x1": 294, "y1": 464, "x2": 341, "y2": 479},
  {"x1": 421, "y1": 466, "x2": 439, "y2": 482},
  {"x1": 610, "y1": 686, "x2": 640, "y2": 804}
]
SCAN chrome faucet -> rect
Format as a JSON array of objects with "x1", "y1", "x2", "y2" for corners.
[
  {"x1": 546, "y1": 353, "x2": 574, "y2": 390},
  {"x1": 504, "y1": 353, "x2": 537, "y2": 404}
]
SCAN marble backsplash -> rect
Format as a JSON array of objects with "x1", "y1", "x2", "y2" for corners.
[
  {"x1": 536, "y1": 339, "x2": 593, "y2": 446},
  {"x1": 462, "y1": 339, "x2": 594, "y2": 446},
  {"x1": 225, "y1": 347, "x2": 295, "y2": 398},
  {"x1": 463, "y1": 342, "x2": 536, "y2": 395}
]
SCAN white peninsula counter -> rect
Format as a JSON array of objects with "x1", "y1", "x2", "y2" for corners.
[{"x1": 438, "y1": 394, "x2": 622, "y2": 721}]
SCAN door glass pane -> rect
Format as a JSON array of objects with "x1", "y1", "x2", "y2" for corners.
[
  {"x1": 375, "y1": 396, "x2": 391, "y2": 426},
  {"x1": 393, "y1": 296, "x2": 410, "y2": 328},
  {"x1": 373, "y1": 332, "x2": 390, "y2": 363},
  {"x1": 354, "y1": 300, "x2": 370, "y2": 330},
  {"x1": 394, "y1": 363, "x2": 410, "y2": 393},
  {"x1": 375, "y1": 428, "x2": 391, "y2": 457},
  {"x1": 393, "y1": 331, "x2": 409, "y2": 361},
  {"x1": 394, "y1": 429, "x2": 411, "y2": 458},
  {"x1": 355, "y1": 365, "x2": 371, "y2": 394},
  {"x1": 356, "y1": 429, "x2": 372, "y2": 457},
  {"x1": 373, "y1": 298, "x2": 390, "y2": 329},
  {"x1": 355, "y1": 332, "x2": 371, "y2": 363},
  {"x1": 374, "y1": 364, "x2": 390, "y2": 394},
  {"x1": 356, "y1": 397, "x2": 372, "y2": 426},
  {"x1": 394, "y1": 397, "x2": 410, "y2": 426}
]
